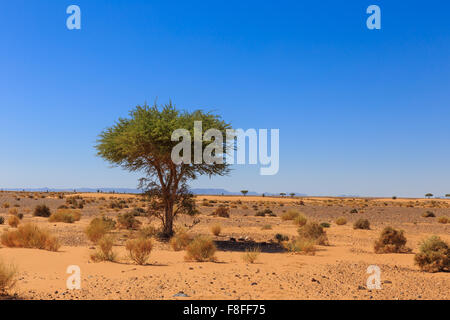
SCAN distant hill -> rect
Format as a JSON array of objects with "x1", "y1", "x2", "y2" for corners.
[{"x1": 1, "y1": 187, "x2": 307, "y2": 197}]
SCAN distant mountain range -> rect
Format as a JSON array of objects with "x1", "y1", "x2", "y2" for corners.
[{"x1": 1, "y1": 187, "x2": 307, "y2": 197}]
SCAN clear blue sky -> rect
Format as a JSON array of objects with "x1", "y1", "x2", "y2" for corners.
[{"x1": 1, "y1": 1, "x2": 449, "y2": 197}]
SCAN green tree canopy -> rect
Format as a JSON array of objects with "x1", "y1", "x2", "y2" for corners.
[{"x1": 95, "y1": 102, "x2": 232, "y2": 236}]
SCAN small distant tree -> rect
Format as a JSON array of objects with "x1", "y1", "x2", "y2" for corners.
[
  {"x1": 96, "y1": 103, "x2": 231, "y2": 237},
  {"x1": 425, "y1": 193, "x2": 433, "y2": 199},
  {"x1": 289, "y1": 193, "x2": 296, "y2": 198},
  {"x1": 445, "y1": 194, "x2": 450, "y2": 198},
  {"x1": 241, "y1": 190, "x2": 248, "y2": 196},
  {"x1": 280, "y1": 193, "x2": 286, "y2": 197}
]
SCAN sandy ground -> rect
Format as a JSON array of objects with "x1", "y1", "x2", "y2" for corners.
[{"x1": 0, "y1": 192, "x2": 448, "y2": 300}]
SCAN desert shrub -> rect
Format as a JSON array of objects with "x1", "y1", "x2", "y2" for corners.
[
  {"x1": 185, "y1": 236, "x2": 217, "y2": 262},
  {"x1": 85, "y1": 217, "x2": 116, "y2": 243},
  {"x1": 7, "y1": 216, "x2": 20, "y2": 228},
  {"x1": 320, "y1": 222, "x2": 331, "y2": 228},
  {"x1": 0, "y1": 223, "x2": 60, "y2": 251},
  {"x1": 281, "y1": 209, "x2": 300, "y2": 221},
  {"x1": 2, "y1": 203, "x2": 10, "y2": 209},
  {"x1": 298, "y1": 222, "x2": 329, "y2": 245},
  {"x1": 335, "y1": 217, "x2": 347, "y2": 225},
  {"x1": 131, "y1": 207, "x2": 146, "y2": 216},
  {"x1": 422, "y1": 211, "x2": 435, "y2": 218},
  {"x1": 374, "y1": 227, "x2": 411, "y2": 253},
  {"x1": 0, "y1": 217, "x2": 4, "y2": 225},
  {"x1": 213, "y1": 206, "x2": 230, "y2": 218},
  {"x1": 274, "y1": 233, "x2": 289, "y2": 243},
  {"x1": 170, "y1": 228, "x2": 192, "y2": 251},
  {"x1": 414, "y1": 236, "x2": 449, "y2": 272},
  {"x1": 126, "y1": 238, "x2": 153, "y2": 265},
  {"x1": 350, "y1": 209, "x2": 358, "y2": 214},
  {"x1": 17, "y1": 213, "x2": 24, "y2": 220},
  {"x1": 49, "y1": 209, "x2": 81, "y2": 223},
  {"x1": 8, "y1": 208, "x2": 18, "y2": 216},
  {"x1": 437, "y1": 216, "x2": 448, "y2": 224},
  {"x1": 261, "y1": 224, "x2": 272, "y2": 230},
  {"x1": 353, "y1": 218, "x2": 370, "y2": 230},
  {"x1": 138, "y1": 225, "x2": 160, "y2": 239},
  {"x1": 0, "y1": 259, "x2": 16, "y2": 295},
  {"x1": 91, "y1": 235, "x2": 116, "y2": 262},
  {"x1": 284, "y1": 238, "x2": 316, "y2": 255},
  {"x1": 210, "y1": 224, "x2": 221, "y2": 236},
  {"x1": 242, "y1": 247, "x2": 261, "y2": 264},
  {"x1": 33, "y1": 205, "x2": 51, "y2": 217},
  {"x1": 293, "y1": 214, "x2": 307, "y2": 226},
  {"x1": 117, "y1": 212, "x2": 141, "y2": 230}
]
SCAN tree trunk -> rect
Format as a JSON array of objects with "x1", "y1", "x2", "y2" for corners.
[{"x1": 163, "y1": 201, "x2": 174, "y2": 237}]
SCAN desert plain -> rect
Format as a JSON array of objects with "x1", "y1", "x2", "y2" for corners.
[{"x1": 0, "y1": 191, "x2": 448, "y2": 300}]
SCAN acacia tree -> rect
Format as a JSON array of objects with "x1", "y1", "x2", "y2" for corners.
[
  {"x1": 240, "y1": 190, "x2": 248, "y2": 196},
  {"x1": 96, "y1": 103, "x2": 231, "y2": 237}
]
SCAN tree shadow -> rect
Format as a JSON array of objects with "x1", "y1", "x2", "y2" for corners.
[{"x1": 214, "y1": 240, "x2": 285, "y2": 253}]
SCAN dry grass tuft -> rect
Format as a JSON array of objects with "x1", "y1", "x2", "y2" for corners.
[
  {"x1": 297, "y1": 222, "x2": 329, "y2": 245},
  {"x1": 283, "y1": 238, "x2": 316, "y2": 255},
  {"x1": 0, "y1": 223, "x2": 60, "y2": 251},
  {"x1": 49, "y1": 209, "x2": 81, "y2": 223},
  {"x1": 185, "y1": 235, "x2": 217, "y2": 262},
  {"x1": 353, "y1": 218, "x2": 370, "y2": 230},
  {"x1": 170, "y1": 228, "x2": 192, "y2": 251},
  {"x1": 242, "y1": 247, "x2": 261, "y2": 263},
  {"x1": 85, "y1": 217, "x2": 116, "y2": 243},
  {"x1": 7, "y1": 215, "x2": 20, "y2": 228},
  {"x1": 126, "y1": 238, "x2": 153, "y2": 265},
  {"x1": 281, "y1": 209, "x2": 300, "y2": 221},
  {"x1": 90, "y1": 235, "x2": 116, "y2": 262},
  {"x1": 0, "y1": 259, "x2": 17, "y2": 295},
  {"x1": 210, "y1": 224, "x2": 222, "y2": 236}
]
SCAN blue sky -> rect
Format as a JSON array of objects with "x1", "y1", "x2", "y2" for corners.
[{"x1": 1, "y1": 1, "x2": 449, "y2": 197}]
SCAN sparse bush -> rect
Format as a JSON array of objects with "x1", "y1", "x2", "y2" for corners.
[
  {"x1": 138, "y1": 225, "x2": 160, "y2": 239},
  {"x1": 281, "y1": 209, "x2": 300, "y2": 221},
  {"x1": 91, "y1": 235, "x2": 116, "y2": 262},
  {"x1": 170, "y1": 228, "x2": 192, "y2": 251},
  {"x1": 437, "y1": 216, "x2": 448, "y2": 224},
  {"x1": 284, "y1": 238, "x2": 316, "y2": 255},
  {"x1": 0, "y1": 217, "x2": 4, "y2": 225},
  {"x1": 2, "y1": 203, "x2": 10, "y2": 209},
  {"x1": 374, "y1": 227, "x2": 411, "y2": 253},
  {"x1": 320, "y1": 222, "x2": 331, "y2": 228},
  {"x1": 298, "y1": 222, "x2": 329, "y2": 245},
  {"x1": 8, "y1": 208, "x2": 18, "y2": 216},
  {"x1": 17, "y1": 213, "x2": 24, "y2": 220},
  {"x1": 350, "y1": 209, "x2": 358, "y2": 214},
  {"x1": 213, "y1": 206, "x2": 230, "y2": 218},
  {"x1": 414, "y1": 236, "x2": 449, "y2": 272},
  {"x1": 210, "y1": 224, "x2": 222, "y2": 236},
  {"x1": 0, "y1": 259, "x2": 16, "y2": 295},
  {"x1": 242, "y1": 247, "x2": 261, "y2": 263},
  {"x1": 293, "y1": 214, "x2": 307, "y2": 226},
  {"x1": 335, "y1": 217, "x2": 347, "y2": 225},
  {"x1": 185, "y1": 236, "x2": 217, "y2": 262},
  {"x1": 274, "y1": 233, "x2": 289, "y2": 243},
  {"x1": 422, "y1": 211, "x2": 435, "y2": 218},
  {"x1": 1, "y1": 223, "x2": 60, "y2": 251},
  {"x1": 353, "y1": 218, "x2": 370, "y2": 230},
  {"x1": 117, "y1": 212, "x2": 141, "y2": 230},
  {"x1": 126, "y1": 238, "x2": 153, "y2": 265},
  {"x1": 7, "y1": 216, "x2": 20, "y2": 228},
  {"x1": 33, "y1": 205, "x2": 51, "y2": 217},
  {"x1": 261, "y1": 224, "x2": 272, "y2": 230},
  {"x1": 49, "y1": 209, "x2": 81, "y2": 223},
  {"x1": 85, "y1": 217, "x2": 116, "y2": 243}
]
